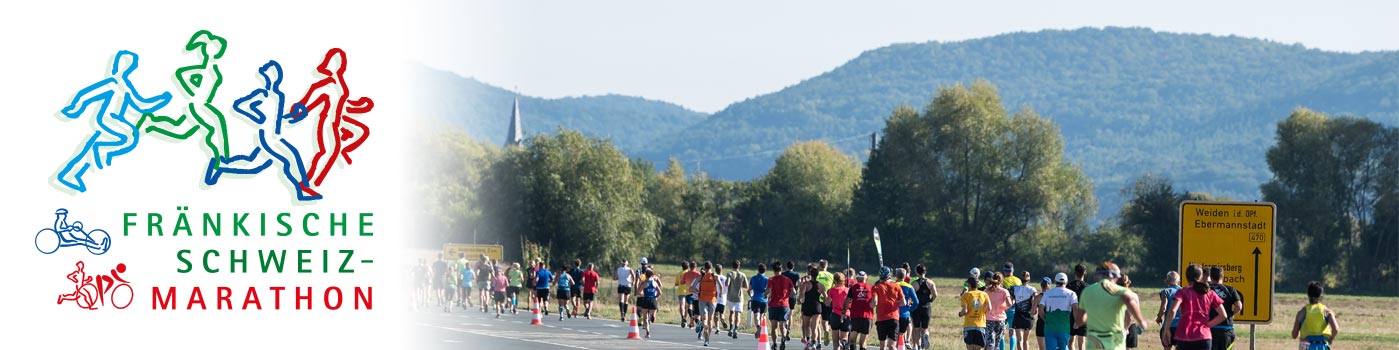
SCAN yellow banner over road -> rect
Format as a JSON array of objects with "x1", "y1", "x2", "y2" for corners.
[{"x1": 1178, "y1": 201, "x2": 1275, "y2": 324}]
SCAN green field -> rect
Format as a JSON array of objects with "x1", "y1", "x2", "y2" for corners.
[{"x1": 567, "y1": 263, "x2": 1398, "y2": 350}]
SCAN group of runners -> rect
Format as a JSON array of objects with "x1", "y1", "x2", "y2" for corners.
[
  {"x1": 413, "y1": 254, "x2": 608, "y2": 321},
  {"x1": 411, "y1": 255, "x2": 1342, "y2": 350}
]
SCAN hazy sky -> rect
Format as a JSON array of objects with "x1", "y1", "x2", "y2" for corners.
[{"x1": 414, "y1": 1, "x2": 1398, "y2": 113}]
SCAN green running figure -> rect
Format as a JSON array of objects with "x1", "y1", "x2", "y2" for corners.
[{"x1": 137, "y1": 30, "x2": 230, "y2": 185}]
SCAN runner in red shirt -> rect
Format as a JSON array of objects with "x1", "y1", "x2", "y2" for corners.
[
  {"x1": 581, "y1": 263, "x2": 600, "y2": 319},
  {"x1": 844, "y1": 270, "x2": 875, "y2": 349},
  {"x1": 767, "y1": 264, "x2": 796, "y2": 350},
  {"x1": 871, "y1": 266, "x2": 907, "y2": 350}
]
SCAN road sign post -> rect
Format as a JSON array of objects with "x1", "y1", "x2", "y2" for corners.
[{"x1": 1179, "y1": 201, "x2": 1276, "y2": 350}]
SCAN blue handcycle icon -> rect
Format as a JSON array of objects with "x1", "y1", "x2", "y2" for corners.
[{"x1": 35, "y1": 208, "x2": 111, "y2": 255}]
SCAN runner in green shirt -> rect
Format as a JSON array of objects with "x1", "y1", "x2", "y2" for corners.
[
  {"x1": 816, "y1": 259, "x2": 835, "y2": 347},
  {"x1": 507, "y1": 262, "x2": 524, "y2": 314},
  {"x1": 1073, "y1": 262, "x2": 1146, "y2": 350}
]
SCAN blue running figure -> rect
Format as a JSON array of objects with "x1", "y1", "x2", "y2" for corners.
[
  {"x1": 56, "y1": 51, "x2": 172, "y2": 192},
  {"x1": 207, "y1": 61, "x2": 321, "y2": 201}
]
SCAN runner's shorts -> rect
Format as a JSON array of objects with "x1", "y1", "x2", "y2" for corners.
[
  {"x1": 851, "y1": 318, "x2": 872, "y2": 335},
  {"x1": 875, "y1": 319, "x2": 898, "y2": 341},
  {"x1": 492, "y1": 291, "x2": 506, "y2": 302},
  {"x1": 1044, "y1": 332, "x2": 1069, "y2": 350},
  {"x1": 1013, "y1": 309, "x2": 1035, "y2": 329},
  {"x1": 898, "y1": 317, "x2": 911, "y2": 334},
  {"x1": 801, "y1": 302, "x2": 823, "y2": 317},
  {"x1": 1035, "y1": 317, "x2": 1045, "y2": 337},
  {"x1": 1176, "y1": 339, "x2": 1211, "y2": 350},
  {"x1": 583, "y1": 293, "x2": 595, "y2": 301},
  {"x1": 698, "y1": 301, "x2": 716, "y2": 315},
  {"x1": 715, "y1": 302, "x2": 726, "y2": 314},
  {"x1": 964, "y1": 328, "x2": 987, "y2": 347},
  {"x1": 768, "y1": 306, "x2": 791, "y2": 321},
  {"x1": 1126, "y1": 328, "x2": 1139, "y2": 349},
  {"x1": 1071, "y1": 325, "x2": 1087, "y2": 337},
  {"x1": 750, "y1": 300, "x2": 768, "y2": 313},
  {"x1": 912, "y1": 305, "x2": 932, "y2": 328},
  {"x1": 1301, "y1": 336, "x2": 1331, "y2": 350},
  {"x1": 506, "y1": 286, "x2": 521, "y2": 297},
  {"x1": 637, "y1": 296, "x2": 658, "y2": 310},
  {"x1": 828, "y1": 313, "x2": 850, "y2": 332},
  {"x1": 1165, "y1": 327, "x2": 1179, "y2": 347},
  {"x1": 1209, "y1": 328, "x2": 1235, "y2": 350},
  {"x1": 570, "y1": 285, "x2": 582, "y2": 296},
  {"x1": 535, "y1": 288, "x2": 550, "y2": 300},
  {"x1": 617, "y1": 285, "x2": 632, "y2": 295},
  {"x1": 556, "y1": 289, "x2": 571, "y2": 300}
]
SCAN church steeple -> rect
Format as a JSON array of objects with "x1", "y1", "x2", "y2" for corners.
[{"x1": 506, "y1": 90, "x2": 524, "y2": 147}]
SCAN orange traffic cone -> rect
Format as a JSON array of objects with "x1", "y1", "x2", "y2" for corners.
[
  {"x1": 626, "y1": 309, "x2": 643, "y2": 339},
  {"x1": 897, "y1": 332, "x2": 905, "y2": 350},
  {"x1": 530, "y1": 306, "x2": 543, "y2": 325},
  {"x1": 756, "y1": 318, "x2": 769, "y2": 350}
]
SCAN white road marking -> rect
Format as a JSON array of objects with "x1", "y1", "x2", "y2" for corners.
[{"x1": 419, "y1": 323, "x2": 594, "y2": 349}]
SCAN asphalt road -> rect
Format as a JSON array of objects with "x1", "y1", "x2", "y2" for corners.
[{"x1": 414, "y1": 305, "x2": 779, "y2": 350}]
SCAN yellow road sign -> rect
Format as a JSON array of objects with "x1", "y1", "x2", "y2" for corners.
[
  {"x1": 443, "y1": 243, "x2": 503, "y2": 262},
  {"x1": 1179, "y1": 201, "x2": 1275, "y2": 324}
]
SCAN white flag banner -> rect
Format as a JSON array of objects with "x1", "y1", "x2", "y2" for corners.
[{"x1": 873, "y1": 227, "x2": 884, "y2": 268}]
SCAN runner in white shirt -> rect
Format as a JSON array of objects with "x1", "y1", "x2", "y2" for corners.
[
  {"x1": 616, "y1": 260, "x2": 635, "y2": 321},
  {"x1": 715, "y1": 264, "x2": 731, "y2": 336}
]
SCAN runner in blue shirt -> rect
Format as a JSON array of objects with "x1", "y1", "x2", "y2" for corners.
[
  {"x1": 1156, "y1": 271, "x2": 1182, "y2": 349},
  {"x1": 534, "y1": 261, "x2": 554, "y2": 315},
  {"x1": 895, "y1": 268, "x2": 919, "y2": 349},
  {"x1": 749, "y1": 263, "x2": 771, "y2": 339},
  {"x1": 555, "y1": 265, "x2": 574, "y2": 321}
]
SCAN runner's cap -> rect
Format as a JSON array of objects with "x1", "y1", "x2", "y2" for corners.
[
  {"x1": 969, "y1": 267, "x2": 981, "y2": 278},
  {"x1": 1054, "y1": 273, "x2": 1068, "y2": 284},
  {"x1": 639, "y1": 257, "x2": 648, "y2": 265},
  {"x1": 1042, "y1": 276, "x2": 1053, "y2": 285},
  {"x1": 879, "y1": 266, "x2": 892, "y2": 279},
  {"x1": 856, "y1": 271, "x2": 867, "y2": 279}
]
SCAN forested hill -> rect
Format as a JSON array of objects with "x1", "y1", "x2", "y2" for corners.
[
  {"x1": 639, "y1": 27, "x2": 1398, "y2": 214},
  {"x1": 413, "y1": 66, "x2": 709, "y2": 150}
]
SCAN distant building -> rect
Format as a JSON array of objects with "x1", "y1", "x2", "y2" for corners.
[{"x1": 506, "y1": 96, "x2": 524, "y2": 147}]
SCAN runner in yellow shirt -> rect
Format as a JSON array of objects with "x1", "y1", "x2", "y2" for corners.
[
  {"x1": 961, "y1": 277, "x2": 992, "y2": 350},
  {"x1": 1291, "y1": 281, "x2": 1340, "y2": 350}
]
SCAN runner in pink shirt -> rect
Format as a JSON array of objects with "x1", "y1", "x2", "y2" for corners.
[
  {"x1": 492, "y1": 267, "x2": 509, "y2": 317},
  {"x1": 1164, "y1": 264, "x2": 1227, "y2": 350},
  {"x1": 986, "y1": 273, "x2": 1014, "y2": 350}
]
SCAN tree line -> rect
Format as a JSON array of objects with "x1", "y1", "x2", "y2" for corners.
[{"x1": 422, "y1": 80, "x2": 1397, "y2": 294}]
